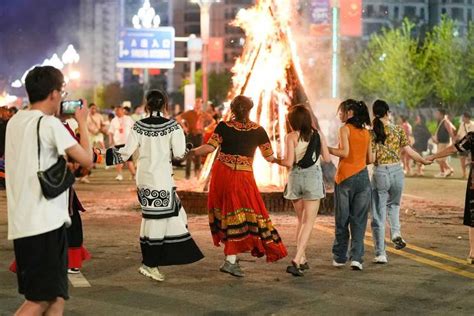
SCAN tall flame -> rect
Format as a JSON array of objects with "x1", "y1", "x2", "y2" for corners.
[{"x1": 200, "y1": 0, "x2": 308, "y2": 188}]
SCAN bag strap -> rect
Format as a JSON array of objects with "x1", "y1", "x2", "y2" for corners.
[{"x1": 37, "y1": 116, "x2": 44, "y2": 170}]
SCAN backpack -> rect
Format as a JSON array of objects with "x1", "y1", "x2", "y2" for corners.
[{"x1": 296, "y1": 131, "x2": 321, "y2": 168}]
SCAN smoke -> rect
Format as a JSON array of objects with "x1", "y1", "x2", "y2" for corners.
[{"x1": 288, "y1": 0, "x2": 360, "y2": 122}]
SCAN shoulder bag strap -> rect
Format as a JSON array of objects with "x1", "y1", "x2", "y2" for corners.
[{"x1": 37, "y1": 116, "x2": 44, "y2": 171}]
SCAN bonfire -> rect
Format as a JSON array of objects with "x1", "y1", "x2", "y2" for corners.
[{"x1": 199, "y1": 0, "x2": 314, "y2": 189}]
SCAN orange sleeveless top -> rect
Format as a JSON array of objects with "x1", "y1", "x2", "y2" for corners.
[{"x1": 335, "y1": 124, "x2": 370, "y2": 184}]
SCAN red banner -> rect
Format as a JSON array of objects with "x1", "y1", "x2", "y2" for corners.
[
  {"x1": 340, "y1": 0, "x2": 362, "y2": 37},
  {"x1": 209, "y1": 37, "x2": 224, "y2": 63}
]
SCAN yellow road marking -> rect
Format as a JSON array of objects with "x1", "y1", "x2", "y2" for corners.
[{"x1": 316, "y1": 225, "x2": 474, "y2": 280}]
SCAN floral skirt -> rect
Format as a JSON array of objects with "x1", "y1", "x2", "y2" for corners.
[{"x1": 208, "y1": 160, "x2": 287, "y2": 262}]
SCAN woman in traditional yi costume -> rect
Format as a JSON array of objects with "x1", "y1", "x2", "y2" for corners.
[
  {"x1": 192, "y1": 95, "x2": 287, "y2": 277},
  {"x1": 106, "y1": 90, "x2": 204, "y2": 282},
  {"x1": 428, "y1": 132, "x2": 474, "y2": 264}
]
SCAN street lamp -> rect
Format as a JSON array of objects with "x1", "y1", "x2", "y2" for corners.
[
  {"x1": 133, "y1": 0, "x2": 161, "y2": 94},
  {"x1": 190, "y1": 0, "x2": 220, "y2": 109}
]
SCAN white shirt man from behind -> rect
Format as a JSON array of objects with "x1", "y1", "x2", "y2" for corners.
[
  {"x1": 5, "y1": 66, "x2": 93, "y2": 316},
  {"x1": 108, "y1": 104, "x2": 136, "y2": 181}
]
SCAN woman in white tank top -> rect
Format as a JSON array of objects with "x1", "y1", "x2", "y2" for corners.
[{"x1": 275, "y1": 105, "x2": 330, "y2": 276}]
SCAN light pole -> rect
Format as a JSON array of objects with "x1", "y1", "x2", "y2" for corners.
[
  {"x1": 133, "y1": 0, "x2": 161, "y2": 95},
  {"x1": 191, "y1": 0, "x2": 219, "y2": 109},
  {"x1": 331, "y1": 0, "x2": 339, "y2": 99}
]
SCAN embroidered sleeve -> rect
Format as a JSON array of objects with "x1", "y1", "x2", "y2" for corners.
[
  {"x1": 257, "y1": 127, "x2": 273, "y2": 157},
  {"x1": 171, "y1": 124, "x2": 187, "y2": 159},
  {"x1": 105, "y1": 126, "x2": 139, "y2": 165},
  {"x1": 455, "y1": 132, "x2": 473, "y2": 153},
  {"x1": 207, "y1": 122, "x2": 224, "y2": 148},
  {"x1": 259, "y1": 142, "x2": 274, "y2": 157}
]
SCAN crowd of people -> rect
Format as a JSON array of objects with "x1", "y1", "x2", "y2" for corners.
[{"x1": 3, "y1": 66, "x2": 474, "y2": 315}]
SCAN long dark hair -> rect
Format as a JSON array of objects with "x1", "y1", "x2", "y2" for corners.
[
  {"x1": 146, "y1": 89, "x2": 168, "y2": 115},
  {"x1": 230, "y1": 95, "x2": 253, "y2": 123},
  {"x1": 372, "y1": 99, "x2": 390, "y2": 144},
  {"x1": 288, "y1": 105, "x2": 314, "y2": 142},
  {"x1": 339, "y1": 99, "x2": 371, "y2": 129}
]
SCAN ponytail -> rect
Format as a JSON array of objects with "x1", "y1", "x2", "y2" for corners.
[
  {"x1": 372, "y1": 100, "x2": 390, "y2": 144},
  {"x1": 343, "y1": 99, "x2": 371, "y2": 129}
]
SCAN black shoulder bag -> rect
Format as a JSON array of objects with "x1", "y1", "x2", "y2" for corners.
[
  {"x1": 296, "y1": 131, "x2": 321, "y2": 169},
  {"x1": 36, "y1": 116, "x2": 75, "y2": 199}
]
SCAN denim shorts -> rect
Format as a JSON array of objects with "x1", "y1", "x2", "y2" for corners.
[{"x1": 284, "y1": 163, "x2": 325, "y2": 200}]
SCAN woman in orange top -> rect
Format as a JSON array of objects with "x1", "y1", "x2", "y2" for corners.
[{"x1": 328, "y1": 99, "x2": 373, "y2": 271}]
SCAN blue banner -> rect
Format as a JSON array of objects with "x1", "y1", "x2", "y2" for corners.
[{"x1": 117, "y1": 27, "x2": 175, "y2": 69}]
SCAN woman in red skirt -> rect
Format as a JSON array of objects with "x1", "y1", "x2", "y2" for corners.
[{"x1": 192, "y1": 95, "x2": 287, "y2": 277}]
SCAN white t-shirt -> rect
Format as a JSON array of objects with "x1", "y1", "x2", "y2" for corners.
[
  {"x1": 109, "y1": 115, "x2": 135, "y2": 145},
  {"x1": 6, "y1": 110, "x2": 77, "y2": 240}
]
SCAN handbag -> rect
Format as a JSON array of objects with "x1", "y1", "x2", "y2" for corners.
[
  {"x1": 296, "y1": 131, "x2": 321, "y2": 168},
  {"x1": 36, "y1": 116, "x2": 75, "y2": 199}
]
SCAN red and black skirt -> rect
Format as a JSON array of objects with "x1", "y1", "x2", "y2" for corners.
[{"x1": 208, "y1": 160, "x2": 287, "y2": 262}]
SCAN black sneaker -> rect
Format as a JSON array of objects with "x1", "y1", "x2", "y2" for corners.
[
  {"x1": 392, "y1": 236, "x2": 407, "y2": 250},
  {"x1": 286, "y1": 261, "x2": 304, "y2": 277}
]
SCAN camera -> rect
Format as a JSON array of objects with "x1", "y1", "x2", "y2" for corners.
[{"x1": 60, "y1": 100, "x2": 83, "y2": 115}]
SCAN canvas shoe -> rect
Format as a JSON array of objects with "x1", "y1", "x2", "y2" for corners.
[
  {"x1": 350, "y1": 261, "x2": 363, "y2": 271},
  {"x1": 138, "y1": 265, "x2": 165, "y2": 282},
  {"x1": 219, "y1": 260, "x2": 244, "y2": 277},
  {"x1": 373, "y1": 255, "x2": 388, "y2": 264},
  {"x1": 332, "y1": 260, "x2": 346, "y2": 267},
  {"x1": 115, "y1": 174, "x2": 124, "y2": 181},
  {"x1": 68, "y1": 268, "x2": 80, "y2": 274}
]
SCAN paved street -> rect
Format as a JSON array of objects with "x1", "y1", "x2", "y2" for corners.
[{"x1": 1, "y1": 163, "x2": 473, "y2": 315}]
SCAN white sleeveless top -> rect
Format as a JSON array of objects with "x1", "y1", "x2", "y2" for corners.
[{"x1": 295, "y1": 138, "x2": 309, "y2": 162}]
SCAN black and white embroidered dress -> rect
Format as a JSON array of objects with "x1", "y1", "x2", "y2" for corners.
[{"x1": 106, "y1": 114, "x2": 204, "y2": 266}]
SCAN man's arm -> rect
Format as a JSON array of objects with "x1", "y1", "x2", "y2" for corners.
[{"x1": 65, "y1": 105, "x2": 93, "y2": 169}]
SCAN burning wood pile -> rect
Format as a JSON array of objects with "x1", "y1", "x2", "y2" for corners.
[{"x1": 199, "y1": 0, "x2": 316, "y2": 189}]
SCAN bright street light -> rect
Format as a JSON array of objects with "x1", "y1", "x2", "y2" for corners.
[{"x1": 133, "y1": 0, "x2": 161, "y2": 29}]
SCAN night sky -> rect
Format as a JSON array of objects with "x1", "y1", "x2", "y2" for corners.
[{"x1": 0, "y1": 0, "x2": 80, "y2": 81}]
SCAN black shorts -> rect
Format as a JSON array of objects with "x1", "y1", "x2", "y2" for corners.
[
  {"x1": 115, "y1": 144, "x2": 134, "y2": 162},
  {"x1": 14, "y1": 225, "x2": 69, "y2": 301}
]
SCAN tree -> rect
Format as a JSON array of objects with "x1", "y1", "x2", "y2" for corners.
[
  {"x1": 180, "y1": 69, "x2": 232, "y2": 105},
  {"x1": 352, "y1": 19, "x2": 431, "y2": 109},
  {"x1": 425, "y1": 17, "x2": 471, "y2": 114}
]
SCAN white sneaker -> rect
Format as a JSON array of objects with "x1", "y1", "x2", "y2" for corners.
[
  {"x1": 434, "y1": 172, "x2": 446, "y2": 178},
  {"x1": 68, "y1": 268, "x2": 80, "y2": 274},
  {"x1": 115, "y1": 174, "x2": 123, "y2": 181},
  {"x1": 332, "y1": 260, "x2": 346, "y2": 267},
  {"x1": 350, "y1": 261, "x2": 363, "y2": 270},
  {"x1": 138, "y1": 265, "x2": 165, "y2": 282},
  {"x1": 373, "y1": 255, "x2": 388, "y2": 264}
]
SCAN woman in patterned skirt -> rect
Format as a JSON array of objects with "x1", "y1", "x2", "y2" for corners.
[
  {"x1": 192, "y1": 95, "x2": 287, "y2": 277},
  {"x1": 105, "y1": 90, "x2": 204, "y2": 282},
  {"x1": 427, "y1": 132, "x2": 474, "y2": 264}
]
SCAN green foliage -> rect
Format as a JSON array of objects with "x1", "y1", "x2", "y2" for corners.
[
  {"x1": 352, "y1": 17, "x2": 474, "y2": 115},
  {"x1": 179, "y1": 69, "x2": 232, "y2": 105},
  {"x1": 425, "y1": 17, "x2": 471, "y2": 113},
  {"x1": 352, "y1": 19, "x2": 431, "y2": 109},
  {"x1": 426, "y1": 119, "x2": 438, "y2": 135}
]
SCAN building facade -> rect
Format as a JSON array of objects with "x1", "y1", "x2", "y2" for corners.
[
  {"x1": 79, "y1": 0, "x2": 121, "y2": 87},
  {"x1": 362, "y1": 0, "x2": 474, "y2": 38}
]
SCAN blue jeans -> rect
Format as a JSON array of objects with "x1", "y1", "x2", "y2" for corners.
[
  {"x1": 371, "y1": 164, "x2": 404, "y2": 257},
  {"x1": 332, "y1": 168, "x2": 371, "y2": 263}
]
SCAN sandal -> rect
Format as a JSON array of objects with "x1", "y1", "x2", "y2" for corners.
[{"x1": 300, "y1": 262, "x2": 310, "y2": 270}]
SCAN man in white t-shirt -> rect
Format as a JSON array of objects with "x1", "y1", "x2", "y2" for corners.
[
  {"x1": 108, "y1": 105, "x2": 136, "y2": 181},
  {"x1": 5, "y1": 66, "x2": 93, "y2": 315}
]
